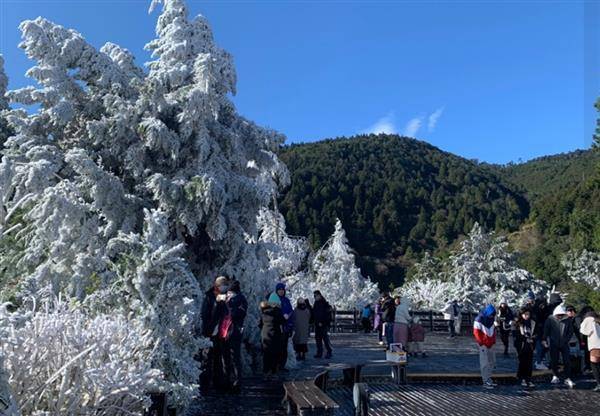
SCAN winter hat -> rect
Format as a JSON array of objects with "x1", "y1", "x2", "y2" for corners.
[
  {"x1": 553, "y1": 304, "x2": 567, "y2": 316},
  {"x1": 275, "y1": 282, "x2": 286, "y2": 292},
  {"x1": 268, "y1": 292, "x2": 281, "y2": 306},
  {"x1": 527, "y1": 291, "x2": 535, "y2": 300},
  {"x1": 483, "y1": 304, "x2": 496, "y2": 317}
]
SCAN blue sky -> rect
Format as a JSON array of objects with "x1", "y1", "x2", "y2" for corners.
[{"x1": 0, "y1": 0, "x2": 597, "y2": 164}]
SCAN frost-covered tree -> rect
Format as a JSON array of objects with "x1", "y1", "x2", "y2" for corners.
[
  {"x1": 0, "y1": 0, "x2": 287, "y2": 408},
  {"x1": 402, "y1": 224, "x2": 547, "y2": 311},
  {"x1": 400, "y1": 252, "x2": 457, "y2": 310},
  {"x1": 562, "y1": 249, "x2": 600, "y2": 290},
  {"x1": 445, "y1": 223, "x2": 547, "y2": 310},
  {"x1": 257, "y1": 208, "x2": 309, "y2": 281},
  {"x1": 305, "y1": 219, "x2": 379, "y2": 309}
]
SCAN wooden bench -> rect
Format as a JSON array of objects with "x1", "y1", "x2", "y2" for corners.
[{"x1": 282, "y1": 379, "x2": 339, "y2": 415}]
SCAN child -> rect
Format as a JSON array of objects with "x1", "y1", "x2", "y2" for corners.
[
  {"x1": 513, "y1": 307, "x2": 536, "y2": 388},
  {"x1": 292, "y1": 298, "x2": 311, "y2": 360},
  {"x1": 408, "y1": 316, "x2": 426, "y2": 357}
]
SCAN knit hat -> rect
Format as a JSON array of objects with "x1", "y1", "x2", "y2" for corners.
[
  {"x1": 527, "y1": 290, "x2": 535, "y2": 300},
  {"x1": 275, "y1": 282, "x2": 286, "y2": 291},
  {"x1": 268, "y1": 292, "x2": 281, "y2": 306},
  {"x1": 553, "y1": 304, "x2": 567, "y2": 316}
]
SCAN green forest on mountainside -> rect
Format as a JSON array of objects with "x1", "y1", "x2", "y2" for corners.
[
  {"x1": 278, "y1": 134, "x2": 530, "y2": 288},
  {"x1": 494, "y1": 149, "x2": 599, "y2": 200},
  {"x1": 279, "y1": 132, "x2": 599, "y2": 290}
]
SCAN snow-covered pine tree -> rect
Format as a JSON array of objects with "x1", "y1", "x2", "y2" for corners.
[
  {"x1": 309, "y1": 219, "x2": 379, "y2": 309},
  {"x1": 0, "y1": 0, "x2": 287, "y2": 409},
  {"x1": 445, "y1": 223, "x2": 547, "y2": 310},
  {"x1": 402, "y1": 224, "x2": 547, "y2": 311},
  {"x1": 400, "y1": 252, "x2": 459, "y2": 311},
  {"x1": 562, "y1": 249, "x2": 600, "y2": 290}
]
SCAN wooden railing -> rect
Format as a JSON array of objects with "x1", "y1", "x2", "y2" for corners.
[{"x1": 331, "y1": 308, "x2": 477, "y2": 333}]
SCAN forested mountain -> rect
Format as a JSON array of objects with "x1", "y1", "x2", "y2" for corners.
[
  {"x1": 278, "y1": 134, "x2": 529, "y2": 288},
  {"x1": 494, "y1": 149, "x2": 599, "y2": 201}
]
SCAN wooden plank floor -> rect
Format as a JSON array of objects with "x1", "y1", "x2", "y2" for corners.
[{"x1": 327, "y1": 383, "x2": 600, "y2": 416}]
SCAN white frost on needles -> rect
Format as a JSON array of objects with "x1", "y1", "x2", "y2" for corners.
[
  {"x1": 0, "y1": 0, "x2": 288, "y2": 411},
  {"x1": 402, "y1": 224, "x2": 548, "y2": 311},
  {"x1": 562, "y1": 249, "x2": 600, "y2": 290}
]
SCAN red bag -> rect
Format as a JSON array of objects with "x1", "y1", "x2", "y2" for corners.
[{"x1": 218, "y1": 314, "x2": 233, "y2": 340}]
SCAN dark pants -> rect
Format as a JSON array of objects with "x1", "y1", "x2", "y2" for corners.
[
  {"x1": 280, "y1": 332, "x2": 290, "y2": 368},
  {"x1": 549, "y1": 344, "x2": 571, "y2": 378},
  {"x1": 263, "y1": 348, "x2": 278, "y2": 374},
  {"x1": 315, "y1": 324, "x2": 332, "y2": 356},
  {"x1": 517, "y1": 343, "x2": 534, "y2": 382},
  {"x1": 383, "y1": 322, "x2": 394, "y2": 348},
  {"x1": 362, "y1": 317, "x2": 371, "y2": 333},
  {"x1": 377, "y1": 324, "x2": 383, "y2": 342},
  {"x1": 211, "y1": 338, "x2": 229, "y2": 390},
  {"x1": 500, "y1": 329, "x2": 510, "y2": 354},
  {"x1": 223, "y1": 331, "x2": 243, "y2": 388},
  {"x1": 448, "y1": 319, "x2": 456, "y2": 336}
]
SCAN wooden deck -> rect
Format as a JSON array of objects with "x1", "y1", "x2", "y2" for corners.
[
  {"x1": 187, "y1": 332, "x2": 597, "y2": 415},
  {"x1": 327, "y1": 383, "x2": 600, "y2": 416}
]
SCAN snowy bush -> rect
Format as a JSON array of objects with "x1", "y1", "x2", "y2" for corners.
[
  {"x1": 562, "y1": 249, "x2": 600, "y2": 290},
  {"x1": 0, "y1": 300, "x2": 160, "y2": 415}
]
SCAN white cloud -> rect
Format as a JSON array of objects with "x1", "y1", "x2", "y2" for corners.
[
  {"x1": 427, "y1": 107, "x2": 444, "y2": 132},
  {"x1": 362, "y1": 113, "x2": 397, "y2": 135},
  {"x1": 403, "y1": 117, "x2": 422, "y2": 137}
]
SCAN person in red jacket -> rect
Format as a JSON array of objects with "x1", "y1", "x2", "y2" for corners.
[{"x1": 473, "y1": 304, "x2": 497, "y2": 389}]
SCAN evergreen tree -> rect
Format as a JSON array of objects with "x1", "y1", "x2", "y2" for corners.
[{"x1": 0, "y1": 0, "x2": 287, "y2": 409}]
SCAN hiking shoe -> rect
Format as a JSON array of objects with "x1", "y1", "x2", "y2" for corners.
[
  {"x1": 564, "y1": 378, "x2": 575, "y2": 389},
  {"x1": 535, "y1": 362, "x2": 549, "y2": 370},
  {"x1": 593, "y1": 385, "x2": 600, "y2": 392},
  {"x1": 483, "y1": 382, "x2": 495, "y2": 389},
  {"x1": 378, "y1": 341, "x2": 384, "y2": 346},
  {"x1": 521, "y1": 379, "x2": 528, "y2": 387},
  {"x1": 551, "y1": 376, "x2": 560, "y2": 384},
  {"x1": 528, "y1": 381, "x2": 536, "y2": 388}
]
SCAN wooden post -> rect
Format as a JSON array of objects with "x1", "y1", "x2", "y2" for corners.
[
  {"x1": 429, "y1": 310, "x2": 434, "y2": 331},
  {"x1": 353, "y1": 308, "x2": 358, "y2": 333}
]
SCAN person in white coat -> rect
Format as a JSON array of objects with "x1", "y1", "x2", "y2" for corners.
[
  {"x1": 442, "y1": 299, "x2": 460, "y2": 338},
  {"x1": 393, "y1": 296, "x2": 411, "y2": 350},
  {"x1": 579, "y1": 311, "x2": 600, "y2": 392}
]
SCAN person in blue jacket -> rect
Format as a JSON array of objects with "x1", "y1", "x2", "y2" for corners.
[{"x1": 272, "y1": 282, "x2": 294, "y2": 371}]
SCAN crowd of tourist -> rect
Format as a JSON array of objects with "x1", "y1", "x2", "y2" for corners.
[
  {"x1": 199, "y1": 276, "x2": 600, "y2": 395},
  {"x1": 200, "y1": 276, "x2": 335, "y2": 392},
  {"x1": 470, "y1": 291, "x2": 600, "y2": 391}
]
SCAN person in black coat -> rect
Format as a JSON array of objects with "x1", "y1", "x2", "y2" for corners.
[
  {"x1": 497, "y1": 300, "x2": 514, "y2": 356},
  {"x1": 199, "y1": 276, "x2": 230, "y2": 391},
  {"x1": 222, "y1": 280, "x2": 247, "y2": 393},
  {"x1": 532, "y1": 295, "x2": 550, "y2": 369},
  {"x1": 513, "y1": 307, "x2": 537, "y2": 388},
  {"x1": 259, "y1": 299, "x2": 286, "y2": 377},
  {"x1": 312, "y1": 290, "x2": 333, "y2": 359},
  {"x1": 380, "y1": 292, "x2": 396, "y2": 349}
]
